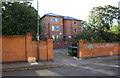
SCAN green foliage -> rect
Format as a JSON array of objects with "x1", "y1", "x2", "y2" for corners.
[
  {"x1": 2, "y1": 2, "x2": 41, "y2": 36},
  {"x1": 109, "y1": 25, "x2": 120, "y2": 34},
  {"x1": 73, "y1": 5, "x2": 120, "y2": 45},
  {"x1": 81, "y1": 21, "x2": 91, "y2": 31},
  {"x1": 72, "y1": 29, "x2": 120, "y2": 45},
  {"x1": 88, "y1": 5, "x2": 119, "y2": 31}
]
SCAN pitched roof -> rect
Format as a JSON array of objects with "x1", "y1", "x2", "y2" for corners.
[
  {"x1": 63, "y1": 16, "x2": 81, "y2": 21},
  {"x1": 42, "y1": 13, "x2": 82, "y2": 21},
  {"x1": 44, "y1": 13, "x2": 63, "y2": 17}
]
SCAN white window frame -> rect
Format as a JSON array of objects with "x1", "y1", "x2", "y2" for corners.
[
  {"x1": 52, "y1": 26, "x2": 55, "y2": 31},
  {"x1": 55, "y1": 18, "x2": 59, "y2": 22},
  {"x1": 51, "y1": 18, "x2": 55, "y2": 22},
  {"x1": 55, "y1": 26, "x2": 60, "y2": 31}
]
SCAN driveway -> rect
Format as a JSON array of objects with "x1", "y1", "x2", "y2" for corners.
[
  {"x1": 54, "y1": 48, "x2": 76, "y2": 61},
  {"x1": 2, "y1": 48, "x2": 120, "y2": 76}
]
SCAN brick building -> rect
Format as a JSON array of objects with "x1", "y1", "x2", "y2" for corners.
[{"x1": 40, "y1": 13, "x2": 82, "y2": 48}]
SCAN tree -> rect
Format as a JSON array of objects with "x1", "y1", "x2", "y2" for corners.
[
  {"x1": 2, "y1": 2, "x2": 41, "y2": 36},
  {"x1": 110, "y1": 25, "x2": 120, "y2": 34},
  {"x1": 88, "y1": 5, "x2": 119, "y2": 31},
  {"x1": 81, "y1": 21, "x2": 91, "y2": 31},
  {"x1": 72, "y1": 5, "x2": 120, "y2": 44}
]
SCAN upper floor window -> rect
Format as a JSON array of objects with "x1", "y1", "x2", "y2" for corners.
[
  {"x1": 50, "y1": 18, "x2": 59, "y2": 22},
  {"x1": 55, "y1": 18, "x2": 59, "y2": 22},
  {"x1": 74, "y1": 21, "x2": 77, "y2": 25},
  {"x1": 52, "y1": 26, "x2": 55, "y2": 31},
  {"x1": 51, "y1": 18, "x2": 55, "y2": 22},
  {"x1": 56, "y1": 26, "x2": 60, "y2": 31},
  {"x1": 74, "y1": 28, "x2": 77, "y2": 33}
]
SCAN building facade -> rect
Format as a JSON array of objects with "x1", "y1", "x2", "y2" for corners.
[{"x1": 41, "y1": 13, "x2": 82, "y2": 48}]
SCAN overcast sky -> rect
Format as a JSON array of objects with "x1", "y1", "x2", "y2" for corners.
[{"x1": 31, "y1": 0, "x2": 119, "y2": 21}]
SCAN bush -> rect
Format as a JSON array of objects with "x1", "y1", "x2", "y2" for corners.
[{"x1": 72, "y1": 29, "x2": 120, "y2": 45}]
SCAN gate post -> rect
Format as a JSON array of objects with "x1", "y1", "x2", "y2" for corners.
[{"x1": 47, "y1": 39, "x2": 54, "y2": 61}]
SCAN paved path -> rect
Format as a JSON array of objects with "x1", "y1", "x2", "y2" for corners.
[{"x1": 2, "y1": 49, "x2": 120, "y2": 76}]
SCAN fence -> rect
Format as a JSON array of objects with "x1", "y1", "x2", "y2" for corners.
[
  {"x1": 0, "y1": 33, "x2": 54, "y2": 62},
  {"x1": 77, "y1": 41, "x2": 120, "y2": 58}
]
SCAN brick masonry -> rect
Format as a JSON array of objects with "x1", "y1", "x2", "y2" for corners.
[
  {"x1": 77, "y1": 41, "x2": 120, "y2": 58},
  {"x1": 41, "y1": 16, "x2": 63, "y2": 39},
  {"x1": 53, "y1": 41, "x2": 72, "y2": 48},
  {"x1": 41, "y1": 15, "x2": 82, "y2": 48},
  {"x1": 1, "y1": 33, "x2": 54, "y2": 62}
]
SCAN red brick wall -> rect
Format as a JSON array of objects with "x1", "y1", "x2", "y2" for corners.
[
  {"x1": 47, "y1": 39, "x2": 54, "y2": 60},
  {"x1": 0, "y1": 37, "x2": 2, "y2": 62},
  {"x1": 41, "y1": 16, "x2": 82, "y2": 48},
  {"x1": 39, "y1": 41, "x2": 48, "y2": 61},
  {"x1": 63, "y1": 20, "x2": 72, "y2": 36},
  {"x1": 1, "y1": 33, "x2": 54, "y2": 62},
  {"x1": 63, "y1": 19, "x2": 81, "y2": 36},
  {"x1": 26, "y1": 33, "x2": 34, "y2": 58},
  {"x1": 2, "y1": 35, "x2": 26, "y2": 62},
  {"x1": 63, "y1": 19, "x2": 81, "y2": 42},
  {"x1": 42, "y1": 16, "x2": 63, "y2": 39},
  {"x1": 41, "y1": 16, "x2": 82, "y2": 38},
  {"x1": 77, "y1": 41, "x2": 120, "y2": 58},
  {"x1": 32, "y1": 41, "x2": 38, "y2": 59}
]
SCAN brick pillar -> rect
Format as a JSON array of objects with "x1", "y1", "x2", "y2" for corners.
[
  {"x1": 77, "y1": 41, "x2": 83, "y2": 58},
  {"x1": 39, "y1": 41, "x2": 47, "y2": 61},
  {"x1": 0, "y1": 36, "x2": 2, "y2": 62},
  {"x1": 47, "y1": 39, "x2": 54, "y2": 61},
  {"x1": 26, "y1": 33, "x2": 34, "y2": 61}
]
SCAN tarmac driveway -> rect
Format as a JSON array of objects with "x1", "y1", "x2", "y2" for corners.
[{"x1": 54, "y1": 48, "x2": 76, "y2": 61}]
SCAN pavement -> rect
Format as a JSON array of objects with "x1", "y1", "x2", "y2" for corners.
[{"x1": 1, "y1": 61, "x2": 64, "y2": 72}]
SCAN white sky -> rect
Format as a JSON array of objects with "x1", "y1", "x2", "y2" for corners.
[{"x1": 31, "y1": 0, "x2": 119, "y2": 21}]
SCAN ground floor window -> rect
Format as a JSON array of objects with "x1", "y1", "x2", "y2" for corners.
[
  {"x1": 52, "y1": 35, "x2": 60, "y2": 41},
  {"x1": 51, "y1": 25, "x2": 60, "y2": 31}
]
